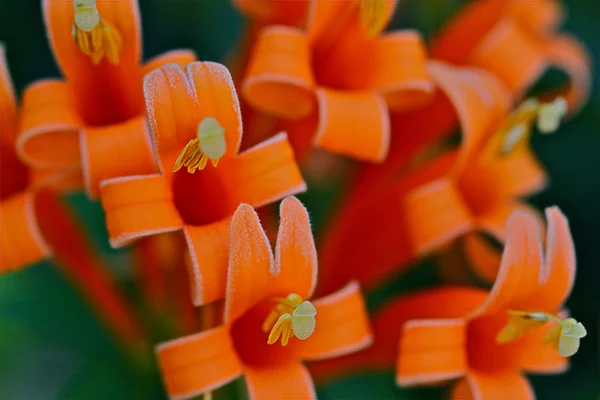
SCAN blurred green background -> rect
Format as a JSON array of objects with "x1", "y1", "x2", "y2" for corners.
[{"x1": 1, "y1": 0, "x2": 598, "y2": 399}]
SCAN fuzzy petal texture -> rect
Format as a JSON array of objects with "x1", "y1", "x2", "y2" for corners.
[
  {"x1": 452, "y1": 372, "x2": 534, "y2": 400},
  {"x1": 43, "y1": 0, "x2": 144, "y2": 125},
  {"x1": 100, "y1": 174, "x2": 184, "y2": 248},
  {"x1": 243, "y1": 26, "x2": 316, "y2": 120},
  {"x1": 157, "y1": 326, "x2": 243, "y2": 400},
  {"x1": 225, "y1": 204, "x2": 275, "y2": 323},
  {"x1": 81, "y1": 116, "x2": 158, "y2": 198},
  {"x1": 274, "y1": 196, "x2": 318, "y2": 299},
  {"x1": 17, "y1": 79, "x2": 82, "y2": 169},
  {"x1": 300, "y1": 282, "x2": 372, "y2": 361},
  {"x1": 313, "y1": 89, "x2": 390, "y2": 163},
  {"x1": 469, "y1": 210, "x2": 544, "y2": 317},
  {"x1": 244, "y1": 363, "x2": 316, "y2": 400},
  {"x1": 397, "y1": 319, "x2": 467, "y2": 386},
  {"x1": 474, "y1": 201, "x2": 542, "y2": 243}
]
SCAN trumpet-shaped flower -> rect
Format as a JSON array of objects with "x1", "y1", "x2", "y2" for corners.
[
  {"x1": 242, "y1": 0, "x2": 433, "y2": 162},
  {"x1": 313, "y1": 207, "x2": 584, "y2": 400},
  {"x1": 99, "y1": 62, "x2": 306, "y2": 306},
  {"x1": 16, "y1": 0, "x2": 198, "y2": 198},
  {"x1": 432, "y1": 0, "x2": 591, "y2": 112},
  {"x1": 156, "y1": 197, "x2": 372, "y2": 400}
]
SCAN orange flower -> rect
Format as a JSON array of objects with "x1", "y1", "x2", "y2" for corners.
[
  {"x1": 232, "y1": 0, "x2": 309, "y2": 28},
  {"x1": 432, "y1": 0, "x2": 591, "y2": 112},
  {"x1": 318, "y1": 62, "x2": 553, "y2": 295},
  {"x1": 313, "y1": 207, "x2": 584, "y2": 399},
  {"x1": 1, "y1": 45, "x2": 144, "y2": 347},
  {"x1": 16, "y1": 0, "x2": 197, "y2": 198},
  {"x1": 156, "y1": 197, "x2": 372, "y2": 400},
  {"x1": 99, "y1": 62, "x2": 306, "y2": 306},
  {"x1": 242, "y1": 0, "x2": 432, "y2": 162}
]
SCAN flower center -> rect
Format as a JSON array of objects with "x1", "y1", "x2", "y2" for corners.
[
  {"x1": 262, "y1": 294, "x2": 317, "y2": 347},
  {"x1": 359, "y1": 0, "x2": 388, "y2": 37},
  {"x1": 73, "y1": 0, "x2": 123, "y2": 65},
  {"x1": 172, "y1": 117, "x2": 227, "y2": 174},
  {"x1": 496, "y1": 310, "x2": 587, "y2": 357},
  {"x1": 482, "y1": 97, "x2": 567, "y2": 159}
]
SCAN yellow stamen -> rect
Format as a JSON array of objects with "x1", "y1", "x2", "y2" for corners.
[
  {"x1": 262, "y1": 293, "x2": 317, "y2": 346},
  {"x1": 496, "y1": 310, "x2": 587, "y2": 357},
  {"x1": 483, "y1": 96, "x2": 567, "y2": 159},
  {"x1": 359, "y1": 0, "x2": 388, "y2": 37},
  {"x1": 73, "y1": 0, "x2": 122, "y2": 65},
  {"x1": 172, "y1": 117, "x2": 226, "y2": 174}
]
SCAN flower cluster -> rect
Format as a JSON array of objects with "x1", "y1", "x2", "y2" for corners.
[{"x1": 0, "y1": 0, "x2": 592, "y2": 399}]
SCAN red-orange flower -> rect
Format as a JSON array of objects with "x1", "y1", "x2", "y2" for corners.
[
  {"x1": 318, "y1": 62, "x2": 551, "y2": 295},
  {"x1": 242, "y1": 0, "x2": 432, "y2": 162},
  {"x1": 156, "y1": 197, "x2": 372, "y2": 400},
  {"x1": 313, "y1": 207, "x2": 583, "y2": 400},
  {"x1": 99, "y1": 62, "x2": 306, "y2": 306},
  {"x1": 16, "y1": 0, "x2": 197, "y2": 198},
  {"x1": 432, "y1": 0, "x2": 591, "y2": 112}
]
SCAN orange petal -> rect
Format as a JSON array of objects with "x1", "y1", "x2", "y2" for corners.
[
  {"x1": 534, "y1": 207, "x2": 576, "y2": 311},
  {"x1": 184, "y1": 219, "x2": 230, "y2": 306},
  {"x1": 156, "y1": 325, "x2": 243, "y2": 400},
  {"x1": 224, "y1": 204, "x2": 274, "y2": 323},
  {"x1": 186, "y1": 62, "x2": 243, "y2": 157},
  {"x1": 403, "y1": 178, "x2": 473, "y2": 256},
  {"x1": 224, "y1": 132, "x2": 307, "y2": 209},
  {"x1": 451, "y1": 372, "x2": 534, "y2": 400},
  {"x1": 545, "y1": 34, "x2": 592, "y2": 114},
  {"x1": 475, "y1": 202, "x2": 542, "y2": 243},
  {"x1": 313, "y1": 89, "x2": 390, "y2": 163},
  {"x1": 244, "y1": 363, "x2": 316, "y2": 400},
  {"x1": 99, "y1": 174, "x2": 184, "y2": 248},
  {"x1": 141, "y1": 49, "x2": 197, "y2": 77},
  {"x1": 486, "y1": 147, "x2": 548, "y2": 198},
  {"x1": 274, "y1": 196, "x2": 317, "y2": 299},
  {"x1": 17, "y1": 79, "x2": 82, "y2": 169},
  {"x1": 81, "y1": 116, "x2": 158, "y2": 198},
  {"x1": 243, "y1": 26, "x2": 316, "y2": 120},
  {"x1": 427, "y1": 62, "x2": 511, "y2": 171},
  {"x1": 309, "y1": 287, "x2": 485, "y2": 381},
  {"x1": 300, "y1": 282, "x2": 372, "y2": 361},
  {"x1": 463, "y1": 234, "x2": 502, "y2": 283},
  {"x1": 469, "y1": 20, "x2": 547, "y2": 97},
  {"x1": 43, "y1": 0, "x2": 144, "y2": 125},
  {"x1": 397, "y1": 319, "x2": 467, "y2": 386},
  {"x1": 0, "y1": 192, "x2": 51, "y2": 272},
  {"x1": 506, "y1": 0, "x2": 564, "y2": 34},
  {"x1": 469, "y1": 210, "x2": 544, "y2": 317},
  {"x1": 232, "y1": 0, "x2": 309, "y2": 27},
  {"x1": 517, "y1": 316, "x2": 569, "y2": 374},
  {"x1": 30, "y1": 168, "x2": 84, "y2": 193},
  {"x1": 144, "y1": 63, "x2": 200, "y2": 163}
]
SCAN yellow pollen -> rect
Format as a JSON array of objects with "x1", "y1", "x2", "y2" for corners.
[
  {"x1": 496, "y1": 310, "x2": 587, "y2": 357},
  {"x1": 359, "y1": 0, "x2": 388, "y2": 37},
  {"x1": 483, "y1": 96, "x2": 567, "y2": 159},
  {"x1": 72, "y1": 0, "x2": 122, "y2": 65},
  {"x1": 262, "y1": 293, "x2": 317, "y2": 347},
  {"x1": 172, "y1": 117, "x2": 227, "y2": 174}
]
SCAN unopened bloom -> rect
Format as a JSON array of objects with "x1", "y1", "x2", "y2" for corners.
[
  {"x1": 99, "y1": 62, "x2": 306, "y2": 306},
  {"x1": 156, "y1": 197, "x2": 372, "y2": 400},
  {"x1": 17, "y1": 0, "x2": 197, "y2": 198}
]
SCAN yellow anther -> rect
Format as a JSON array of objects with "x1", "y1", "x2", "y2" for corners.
[
  {"x1": 359, "y1": 0, "x2": 388, "y2": 37},
  {"x1": 262, "y1": 293, "x2": 317, "y2": 346},
  {"x1": 497, "y1": 310, "x2": 586, "y2": 357},
  {"x1": 72, "y1": 0, "x2": 122, "y2": 65},
  {"x1": 172, "y1": 117, "x2": 226, "y2": 174}
]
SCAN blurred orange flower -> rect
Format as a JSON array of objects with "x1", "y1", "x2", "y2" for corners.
[
  {"x1": 16, "y1": 0, "x2": 197, "y2": 198},
  {"x1": 242, "y1": 0, "x2": 432, "y2": 162},
  {"x1": 100, "y1": 62, "x2": 306, "y2": 306},
  {"x1": 156, "y1": 197, "x2": 372, "y2": 400}
]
